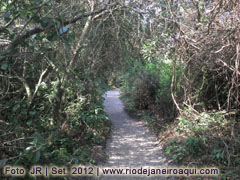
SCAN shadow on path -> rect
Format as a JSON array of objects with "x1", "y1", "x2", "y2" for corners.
[{"x1": 94, "y1": 90, "x2": 175, "y2": 180}]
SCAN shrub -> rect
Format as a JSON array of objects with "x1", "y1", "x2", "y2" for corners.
[
  {"x1": 185, "y1": 137, "x2": 206, "y2": 156},
  {"x1": 132, "y1": 70, "x2": 160, "y2": 109}
]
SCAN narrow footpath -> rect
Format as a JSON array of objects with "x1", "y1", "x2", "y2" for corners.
[{"x1": 95, "y1": 90, "x2": 175, "y2": 180}]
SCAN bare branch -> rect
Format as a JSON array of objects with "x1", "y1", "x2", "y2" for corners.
[{"x1": 4, "y1": 1, "x2": 118, "y2": 56}]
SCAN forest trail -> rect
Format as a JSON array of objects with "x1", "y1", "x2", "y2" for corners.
[{"x1": 95, "y1": 90, "x2": 175, "y2": 180}]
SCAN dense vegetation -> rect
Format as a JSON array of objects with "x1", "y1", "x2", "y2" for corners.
[
  {"x1": 0, "y1": 0, "x2": 240, "y2": 179},
  {"x1": 121, "y1": 0, "x2": 240, "y2": 179},
  {"x1": 0, "y1": 0, "x2": 125, "y2": 179}
]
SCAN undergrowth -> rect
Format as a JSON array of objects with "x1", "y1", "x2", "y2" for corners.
[
  {"x1": 121, "y1": 52, "x2": 240, "y2": 179},
  {"x1": 164, "y1": 108, "x2": 240, "y2": 179},
  {"x1": 0, "y1": 82, "x2": 111, "y2": 180},
  {"x1": 122, "y1": 91, "x2": 240, "y2": 179}
]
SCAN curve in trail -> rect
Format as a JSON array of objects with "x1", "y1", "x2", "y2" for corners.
[{"x1": 95, "y1": 90, "x2": 174, "y2": 180}]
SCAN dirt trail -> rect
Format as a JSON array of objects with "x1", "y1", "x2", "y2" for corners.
[{"x1": 95, "y1": 90, "x2": 175, "y2": 180}]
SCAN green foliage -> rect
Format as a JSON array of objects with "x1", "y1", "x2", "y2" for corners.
[
  {"x1": 1, "y1": 0, "x2": 120, "y2": 174},
  {"x1": 1, "y1": 63, "x2": 8, "y2": 70},
  {"x1": 121, "y1": 57, "x2": 173, "y2": 109},
  {"x1": 141, "y1": 113, "x2": 160, "y2": 134},
  {"x1": 165, "y1": 107, "x2": 240, "y2": 177},
  {"x1": 176, "y1": 109, "x2": 228, "y2": 136},
  {"x1": 221, "y1": 170, "x2": 240, "y2": 180},
  {"x1": 165, "y1": 138, "x2": 186, "y2": 163},
  {"x1": 213, "y1": 148, "x2": 224, "y2": 162},
  {"x1": 1, "y1": 87, "x2": 110, "y2": 167},
  {"x1": 165, "y1": 136, "x2": 206, "y2": 164},
  {"x1": 1, "y1": 0, "x2": 239, "y2": 179},
  {"x1": 121, "y1": 39, "x2": 177, "y2": 136},
  {"x1": 185, "y1": 137, "x2": 206, "y2": 156}
]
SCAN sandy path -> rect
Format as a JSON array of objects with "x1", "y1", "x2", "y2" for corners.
[{"x1": 95, "y1": 90, "x2": 175, "y2": 180}]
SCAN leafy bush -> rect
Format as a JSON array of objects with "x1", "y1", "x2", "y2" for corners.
[
  {"x1": 176, "y1": 108, "x2": 228, "y2": 136},
  {"x1": 0, "y1": 75, "x2": 111, "y2": 180},
  {"x1": 132, "y1": 70, "x2": 160, "y2": 109},
  {"x1": 165, "y1": 137, "x2": 206, "y2": 164},
  {"x1": 121, "y1": 55, "x2": 175, "y2": 117},
  {"x1": 165, "y1": 107, "x2": 240, "y2": 176},
  {"x1": 185, "y1": 137, "x2": 206, "y2": 156}
]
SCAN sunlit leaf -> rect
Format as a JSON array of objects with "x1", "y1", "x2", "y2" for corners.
[
  {"x1": 25, "y1": 146, "x2": 33, "y2": 152},
  {"x1": 1, "y1": 63, "x2": 7, "y2": 70}
]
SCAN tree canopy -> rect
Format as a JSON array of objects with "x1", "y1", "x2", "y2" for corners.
[{"x1": 0, "y1": 0, "x2": 240, "y2": 179}]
